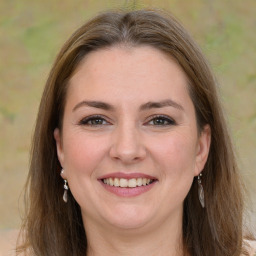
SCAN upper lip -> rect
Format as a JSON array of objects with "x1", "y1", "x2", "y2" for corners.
[{"x1": 98, "y1": 172, "x2": 158, "y2": 180}]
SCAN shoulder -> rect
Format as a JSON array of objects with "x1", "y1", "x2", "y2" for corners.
[
  {"x1": 0, "y1": 229, "x2": 19, "y2": 256},
  {"x1": 244, "y1": 239, "x2": 256, "y2": 256}
]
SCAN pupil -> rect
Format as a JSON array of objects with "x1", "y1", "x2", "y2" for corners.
[
  {"x1": 154, "y1": 118, "x2": 164, "y2": 125},
  {"x1": 93, "y1": 119, "x2": 102, "y2": 125}
]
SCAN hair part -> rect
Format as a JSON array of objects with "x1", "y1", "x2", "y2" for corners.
[{"x1": 17, "y1": 8, "x2": 253, "y2": 256}]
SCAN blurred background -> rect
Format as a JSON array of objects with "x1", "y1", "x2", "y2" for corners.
[{"x1": 0, "y1": 0, "x2": 255, "y2": 235}]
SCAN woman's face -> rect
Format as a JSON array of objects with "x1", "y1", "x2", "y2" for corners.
[{"x1": 54, "y1": 46, "x2": 210, "y2": 231}]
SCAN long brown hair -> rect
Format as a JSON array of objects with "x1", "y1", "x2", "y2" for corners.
[{"x1": 17, "y1": 9, "x2": 253, "y2": 256}]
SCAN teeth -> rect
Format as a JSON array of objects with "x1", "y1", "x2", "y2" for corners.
[
  {"x1": 120, "y1": 178, "x2": 128, "y2": 187},
  {"x1": 137, "y1": 178, "x2": 142, "y2": 186},
  {"x1": 103, "y1": 177, "x2": 154, "y2": 188},
  {"x1": 114, "y1": 178, "x2": 119, "y2": 187},
  {"x1": 128, "y1": 178, "x2": 137, "y2": 188}
]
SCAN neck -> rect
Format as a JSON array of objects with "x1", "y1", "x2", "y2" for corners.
[{"x1": 84, "y1": 210, "x2": 186, "y2": 256}]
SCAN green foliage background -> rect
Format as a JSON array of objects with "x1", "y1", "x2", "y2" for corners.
[{"x1": 0, "y1": 0, "x2": 255, "y2": 230}]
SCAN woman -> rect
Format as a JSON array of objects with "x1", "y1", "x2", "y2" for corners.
[{"x1": 17, "y1": 9, "x2": 255, "y2": 256}]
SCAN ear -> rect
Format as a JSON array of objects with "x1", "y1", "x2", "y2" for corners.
[
  {"x1": 54, "y1": 128, "x2": 65, "y2": 169},
  {"x1": 194, "y1": 124, "x2": 211, "y2": 176}
]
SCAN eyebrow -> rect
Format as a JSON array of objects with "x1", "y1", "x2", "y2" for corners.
[
  {"x1": 73, "y1": 101, "x2": 114, "y2": 112},
  {"x1": 72, "y1": 99, "x2": 184, "y2": 112},
  {"x1": 139, "y1": 99, "x2": 184, "y2": 111}
]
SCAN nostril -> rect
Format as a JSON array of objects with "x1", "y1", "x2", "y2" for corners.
[
  {"x1": 109, "y1": 128, "x2": 147, "y2": 162},
  {"x1": 109, "y1": 142, "x2": 147, "y2": 163}
]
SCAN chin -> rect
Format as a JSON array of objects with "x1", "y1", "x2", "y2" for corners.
[
  {"x1": 107, "y1": 217, "x2": 150, "y2": 230},
  {"x1": 100, "y1": 205, "x2": 153, "y2": 230}
]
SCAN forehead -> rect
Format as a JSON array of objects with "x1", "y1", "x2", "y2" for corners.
[{"x1": 67, "y1": 45, "x2": 191, "y2": 106}]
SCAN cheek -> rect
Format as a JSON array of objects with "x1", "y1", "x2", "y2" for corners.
[
  {"x1": 63, "y1": 132, "x2": 109, "y2": 176},
  {"x1": 157, "y1": 133, "x2": 197, "y2": 204},
  {"x1": 149, "y1": 131, "x2": 198, "y2": 179}
]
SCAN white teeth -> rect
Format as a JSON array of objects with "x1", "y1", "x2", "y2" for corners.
[
  {"x1": 137, "y1": 178, "x2": 143, "y2": 186},
  {"x1": 128, "y1": 178, "x2": 137, "y2": 188},
  {"x1": 120, "y1": 178, "x2": 128, "y2": 187},
  {"x1": 114, "y1": 178, "x2": 119, "y2": 187},
  {"x1": 103, "y1": 177, "x2": 153, "y2": 188},
  {"x1": 109, "y1": 178, "x2": 114, "y2": 186}
]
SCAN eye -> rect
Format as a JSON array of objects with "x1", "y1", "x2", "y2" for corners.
[
  {"x1": 146, "y1": 115, "x2": 176, "y2": 126},
  {"x1": 79, "y1": 115, "x2": 110, "y2": 126}
]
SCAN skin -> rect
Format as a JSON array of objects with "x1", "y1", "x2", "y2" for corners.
[{"x1": 54, "y1": 45, "x2": 211, "y2": 256}]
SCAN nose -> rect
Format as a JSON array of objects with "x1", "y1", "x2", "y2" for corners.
[{"x1": 109, "y1": 122, "x2": 146, "y2": 164}]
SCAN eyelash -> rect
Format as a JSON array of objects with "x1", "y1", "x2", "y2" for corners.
[
  {"x1": 78, "y1": 115, "x2": 111, "y2": 126},
  {"x1": 78, "y1": 115, "x2": 176, "y2": 127},
  {"x1": 145, "y1": 115, "x2": 176, "y2": 126}
]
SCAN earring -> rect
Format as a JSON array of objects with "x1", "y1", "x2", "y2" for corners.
[
  {"x1": 198, "y1": 172, "x2": 205, "y2": 208},
  {"x1": 61, "y1": 169, "x2": 69, "y2": 203},
  {"x1": 63, "y1": 179, "x2": 69, "y2": 203}
]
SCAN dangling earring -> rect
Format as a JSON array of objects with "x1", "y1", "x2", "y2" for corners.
[
  {"x1": 61, "y1": 169, "x2": 69, "y2": 203},
  {"x1": 198, "y1": 172, "x2": 205, "y2": 208},
  {"x1": 63, "y1": 179, "x2": 69, "y2": 203}
]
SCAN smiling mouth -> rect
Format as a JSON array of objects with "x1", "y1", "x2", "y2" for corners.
[{"x1": 101, "y1": 178, "x2": 156, "y2": 188}]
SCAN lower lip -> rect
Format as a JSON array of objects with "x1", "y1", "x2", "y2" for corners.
[{"x1": 100, "y1": 181, "x2": 157, "y2": 197}]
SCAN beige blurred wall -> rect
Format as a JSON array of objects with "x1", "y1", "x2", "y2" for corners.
[{"x1": 0, "y1": 0, "x2": 255, "y2": 231}]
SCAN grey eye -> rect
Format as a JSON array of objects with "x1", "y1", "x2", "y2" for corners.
[
  {"x1": 79, "y1": 116, "x2": 108, "y2": 126},
  {"x1": 148, "y1": 116, "x2": 176, "y2": 126}
]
